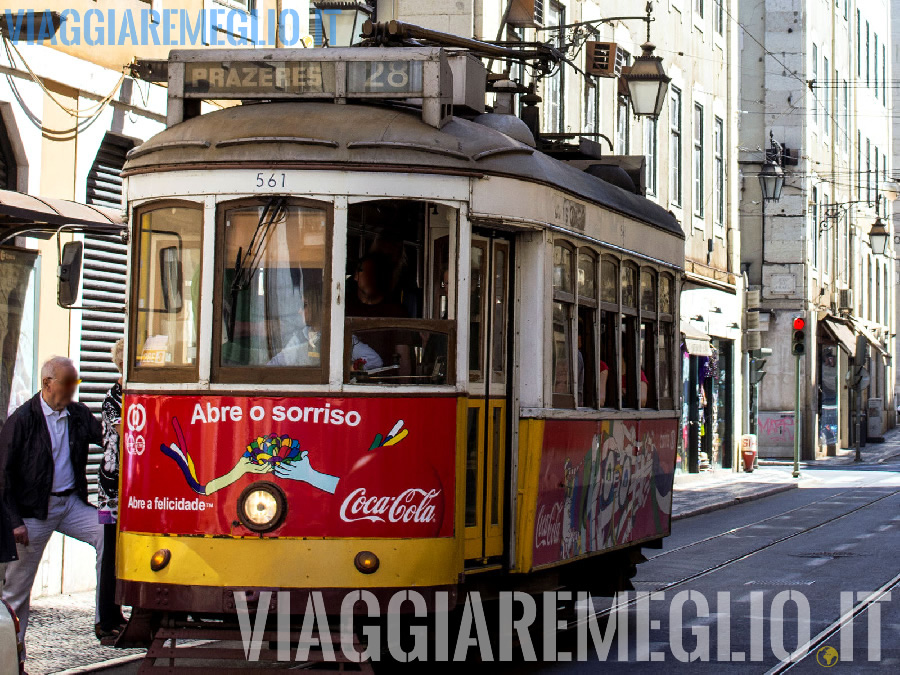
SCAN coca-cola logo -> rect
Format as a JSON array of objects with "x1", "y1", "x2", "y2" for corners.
[
  {"x1": 535, "y1": 501, "x2": 563, "y2": 548},
  {"x1": 339, "y1": 487, "x2": 441, "y2": 524}
]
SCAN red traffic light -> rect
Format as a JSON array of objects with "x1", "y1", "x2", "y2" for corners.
[{"x1": 792, "y1": 317, "x2": 806, "y2": 330}]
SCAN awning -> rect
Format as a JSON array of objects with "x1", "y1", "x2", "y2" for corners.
[
  {"x1": 821, "y1": 317, "x2": 858, "y2": 357},
  {"x1": 681, "y1": 323, "x2": 712, "y2": 356},
  {"x1": 0, "y1": 189, "x2": 123, "y2": 246},
  {"x1": 849, "y1": 319, "x2": 890, "y2": 358}
]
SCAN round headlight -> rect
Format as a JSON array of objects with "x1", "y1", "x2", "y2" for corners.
[{"x1": 237, "y1": 481, "x2": 287, "y2": 533}]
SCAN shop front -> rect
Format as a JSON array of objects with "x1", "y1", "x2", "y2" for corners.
[{"x1": 679, "y1": 284, "x2": 742, "y2": 474}]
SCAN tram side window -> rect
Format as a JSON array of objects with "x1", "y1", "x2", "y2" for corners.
[
  {"x1": 577, "y1": 251, "x2": 598, "y2": 408},
  {"x1": 640, "y1": 268, "x2": 658, "y2": 409},
  {"x1": 552, "y1": 243, "x2": 576, "y2": 408},
  {"x1": 658, "y1": 273, "x2": 676, "y2": 408},
  {"x1": 216, "y1": 199, "x2": 329, "y2": 383},
  {"x1": 131, "y1": 204, "x2": 202, "y2": 379},
  {"x1": 621, "y1": 263, "x2": 644, "y2": 408},
  {"x1": 345, "y1": 200, "x2": 455, "y2": 385},
  {"x1": 599, "y1": 257, "x2": 620, "y2": 408}
]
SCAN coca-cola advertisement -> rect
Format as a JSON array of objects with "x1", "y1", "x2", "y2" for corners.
[
  {"x1": 119, "y1": 394, "x2": 456, "y2": 538},
  {"x1": 532, "y1": 418, "x2": 677, "y2": 567}
]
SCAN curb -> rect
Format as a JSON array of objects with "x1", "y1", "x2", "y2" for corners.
[{"x1": 672, "y1": 482, "x2": 798, "y2": 521}]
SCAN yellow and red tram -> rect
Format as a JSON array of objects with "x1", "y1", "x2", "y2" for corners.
[{"x1": 115, "y1": 46, "x2": 684, "y2": 641}]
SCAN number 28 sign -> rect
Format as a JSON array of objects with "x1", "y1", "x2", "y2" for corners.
[{"x1": 347, "y1": 60, "x2": 423, "y2": 95}]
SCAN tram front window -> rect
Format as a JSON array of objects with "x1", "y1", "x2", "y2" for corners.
[
  {"x1": 344, "y1": 200, "x2": 455, "y2": 385},
  {"x1": 131, "y1": 204, "x2": 202, "y2": 378},
  {"x1": 216, "y1": 199, "x2": 329, "y2": 382}
]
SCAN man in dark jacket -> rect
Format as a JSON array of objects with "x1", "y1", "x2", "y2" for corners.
[{"x1": 0, "y1": 356, "x2": 104, "y2": 660}]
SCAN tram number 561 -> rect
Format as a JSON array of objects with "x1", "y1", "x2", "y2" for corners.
[{"x1": 256, "y1": 172, "x2": 286, "y2": 188}]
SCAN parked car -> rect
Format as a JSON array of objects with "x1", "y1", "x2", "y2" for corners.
[{"x1": 0, "y1": 598, "x2": 23, "y2": 673}]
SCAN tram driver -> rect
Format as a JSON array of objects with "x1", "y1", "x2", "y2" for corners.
[{"x1": 346, "y1": 252, "x2": 412, "y2": 375}]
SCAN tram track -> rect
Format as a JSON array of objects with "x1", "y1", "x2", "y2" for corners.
[
  {"x1": 568, "y1": 485, "x2": 900, "y2": 630},
  {"x1": 645, "y1": 486, "x2": 862, "y2": 561},
  {"x1": 763, "y1": 570, "x2": 900, "y2": 673}
]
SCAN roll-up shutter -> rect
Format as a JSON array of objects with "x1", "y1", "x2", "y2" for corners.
[{"x1": 81, "y1": 132, "x2": 133, "y2": 497}]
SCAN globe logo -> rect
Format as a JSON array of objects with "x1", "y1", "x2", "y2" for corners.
[{"x1": 816, "y1": 646, "x2": 839, "y2": 667}]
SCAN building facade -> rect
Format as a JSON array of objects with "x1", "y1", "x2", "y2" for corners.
[{"x1": 739, "y1": 0, "x2": 895, "y2": 459}]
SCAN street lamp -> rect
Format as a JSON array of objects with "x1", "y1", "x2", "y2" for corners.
[
  {"x1": 880, "y1": 179, "x2": 900, "y2": 202},
  {"x1": 758, "y1": 160, "x2": 785, "y2": 202},
  {"x1": 313, "y1": 1, "x2": 373, "y2": 47},
  {"x1": 623, "y1": 42, "x2": 671, "y2": 118},
  {"x1": 868, "y1": 216, "x2": 890, "y2": 256}
]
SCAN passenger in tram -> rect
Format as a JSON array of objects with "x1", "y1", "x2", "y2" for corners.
[{"x1": 598, "y1": 360, "x2": 649, "y2": 407}]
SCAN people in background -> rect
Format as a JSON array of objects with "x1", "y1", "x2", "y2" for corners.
[
  {"x1": 97, "y1": 340, "x2": 128, "y2": 641},
  {"x1": 0, "y1": 357, "x2": 103, "y2": 664}
]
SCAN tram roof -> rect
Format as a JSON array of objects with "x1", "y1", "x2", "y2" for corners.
[{"x1": 123, "y1": 101, "x2": 683, "y2": 238}]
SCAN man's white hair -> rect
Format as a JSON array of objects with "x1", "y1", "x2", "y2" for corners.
[{"x1": 41, "y1": 356, "x2": 76, "y2": 381}]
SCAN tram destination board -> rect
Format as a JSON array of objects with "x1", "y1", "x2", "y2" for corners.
[
  {"x1": 184, "y1": 61, "x2": 336, "y2": 96},
  {"x1": 182, "y1": 60, "x2": 424, "y2": 98}
]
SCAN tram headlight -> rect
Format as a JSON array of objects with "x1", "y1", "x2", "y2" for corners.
[
  {"x1": 354, "y1": 550, "x2": 380, "y2": 574},
  {"x1": 150, "y1": 548, "x2": 171, "y2": 572},
  {"x1": 237, "y1": 481, "x2": 287, "y2": 533}
]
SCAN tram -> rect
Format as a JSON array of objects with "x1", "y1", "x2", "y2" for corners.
[{"x1": 113, "y1": 44, "x2": 684, "y2": 647}]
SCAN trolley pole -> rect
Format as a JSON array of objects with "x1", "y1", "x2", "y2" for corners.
[{"x1": 793, "y1": 352, "x2": 801, "y2": 478}]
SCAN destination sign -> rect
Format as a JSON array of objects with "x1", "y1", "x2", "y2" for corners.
[
  {"x1": 184, "y1": 61, "x2": 336, "y2": 96},
  {"x1": 347, "y1": 60, "x2": 424, "y2": 95}
]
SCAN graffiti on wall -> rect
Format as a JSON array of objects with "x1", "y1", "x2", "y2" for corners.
[
  {"x1": 532, "y1": 418, "x2": 677, "y2": 567},
  {"x1": 758, "y1": 413, "x2": 795, "y2": 447}
]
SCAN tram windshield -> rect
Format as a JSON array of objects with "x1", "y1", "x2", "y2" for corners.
[
  {"x1": 345, "y1": 200, "x2": 455, "y2": 385},
  {"x1": 219, "y1": 200, "x2": 328, "y2": 372}
]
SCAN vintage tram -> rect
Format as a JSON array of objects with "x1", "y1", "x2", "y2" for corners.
[{"x1": 114, "y1": 45, "x2": 684, "y2": 653}]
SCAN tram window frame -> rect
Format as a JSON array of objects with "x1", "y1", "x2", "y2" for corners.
[
  {"x1": 576, "y1": 250, "x2": 599, "y2": 409},
  {"x1": 640, "y1": 267, "x2": 658, "y2": 410},
  {"x1": 658, "y1": 272, "x2": 676, "y2": 409},
  {"x1": 620, "y1": 261, "x2": 640, "y2": 408},
  {"x1": 599, "y1": 256, "x2": 620, "y2": 409},
  {"x1": 211, "y1": 196, "x2": 332, "y2": 385},
  {"x1": 551, "y1": 241, "x2": 576, "y2": 409},
  {"x1": 129, "y1": 200, "x2": 204, "y2": 383}
]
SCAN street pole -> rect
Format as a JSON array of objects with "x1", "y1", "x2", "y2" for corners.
[
  {"x1": 793, "y1": 352, "x2": 801, "y2": 478},
  {"x1": 855, "y1": 387, "x2": 862, "y2": 462}
]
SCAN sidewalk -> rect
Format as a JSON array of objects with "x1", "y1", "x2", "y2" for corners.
[
  {"x1": 25, "y1": 592, "x2": 142, "y2": 674},
  {"x1": 671, "y1": 424, "x2": 900, "y2": 521},
  {"x1": 671, "y1": 466, "x2": 799, "y2": 520}
]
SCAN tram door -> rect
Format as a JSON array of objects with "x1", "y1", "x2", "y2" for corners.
[{"x1": 464, "y1": 232, "x2": 511, "y2": 562}]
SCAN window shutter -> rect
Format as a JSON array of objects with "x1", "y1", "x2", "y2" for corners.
[{"x1": 81, "y1": 133, "x2": 133, "y2": 497}]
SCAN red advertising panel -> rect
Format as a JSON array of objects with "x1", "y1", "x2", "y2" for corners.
[
  {"x1": 120, "y1": 395, "x2": 457, "y2": 538},
  {"x1": 532, "y1": 418, "x2": 677, "y2": 567}
]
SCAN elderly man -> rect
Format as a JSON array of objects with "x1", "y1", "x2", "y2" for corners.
[{"x1": 0, "y1": 356, "x2": 104, "y2": 659}]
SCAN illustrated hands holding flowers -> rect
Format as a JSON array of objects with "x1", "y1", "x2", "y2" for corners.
[{"x1": 273, "y1": 450, "x2": 339, "y2": 494}]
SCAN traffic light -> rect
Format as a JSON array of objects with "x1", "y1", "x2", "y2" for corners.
[
  {"x1": 791, "y1": 316, "x2": 806, "y2": 356},
  {"x1": 750, "y1": 348, "x2": 773, "y2": 384}
]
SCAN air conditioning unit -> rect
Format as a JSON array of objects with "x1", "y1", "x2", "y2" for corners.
[
  {"x1": 508, "y1": 0, "x2": 545, "y2": 27},
  {"x1": 838, "y1": 288, "x2": 853, "y2": 311},
  {"x1": 585, "y1": 42, "x2": 619, "y2": 78}
]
